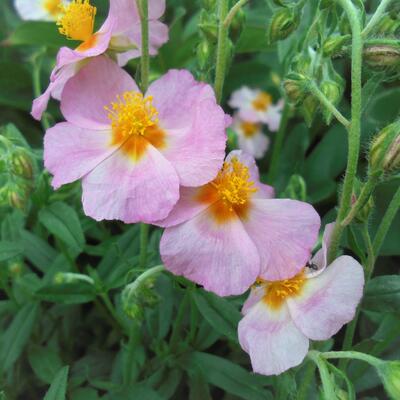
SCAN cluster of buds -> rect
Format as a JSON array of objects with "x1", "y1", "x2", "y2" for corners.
[{"x1": 0, "y1": 124, "x2": 35, "y2": 211}]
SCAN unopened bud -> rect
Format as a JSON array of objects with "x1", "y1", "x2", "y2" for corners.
[
  {"x1": 230, "y1": 7, "x2": 246, "y2": 42},
  {"x1": 364, "y1": 45, "x2": 400, "y2": 70},
  {"x1": 283, "y1": 174, "x2": 307, "y2": 201},
  {"x1": 11, "y1": 150, "x2": 33, "y2": 179},
  {"x1": 351, "y1": 178, "x2": 374, "y2": 224},
  {"x1": 283, "y1": 72, "x2": 308, "y2": 103},
  {"x1": 54, "y1": 272, "x2": 95, "y2": 285},
  {"x1": 268, "y1": 7, "x2": 300, "y2": 44},
  {"x1": 301, "y1": 95, "x2": 319, "y2": 127},
  {"x1": 8, "y1": 188, "x2": 26, "y2": 210},
  {"x1": 320, "y1": 80, "x2": 343, "y2": 124},
  {"x1": 9, "y1": 262, "x2": 23, "y2": 277},
  {"x1": 197, "y1": 40, "x2": 212, "y2": 70},
  {"x1": 370, "y1": 122, "x2": 400, "y2": 173},
  {"x1": 199, "y1": 11, "x2": 218, "y2": 42},
  {"x1": 377, "y1": 361, "x2": 400, "y2": 400},
  {"x1": 322, "y1": 35, "x2": 351, "y2": 57}
]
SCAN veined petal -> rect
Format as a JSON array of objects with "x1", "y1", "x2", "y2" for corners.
[
  {"x1": 61, "y1": 56, "x2": 140, "y2": 129},
  {"x1": 238, "y1": 300, "x2": 309, "y2": 376},
  {"x1": 243, "y1": 199, "x2": 320, "y2": 280},
  {"x1": 44, "y1": 122, "x2": 117, "y2": 189},
  {"x1": 287, "y1": 255, "x2": 364, "y2": 341},
  {"x1": 81, "y1": 142, "x2": 179, "y2": 223},
  {"x1": 160, "y1": 210, "x2": 260, "y2": 296}
]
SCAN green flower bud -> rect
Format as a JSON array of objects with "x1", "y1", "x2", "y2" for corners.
[
  {"x1": 11, "y1": 150, "x2": 33, "y2": 179},
  {"x1": 197, "y1": 40, "x2": 212, "y2": 70},
  {"x1": 9, "y1": 262, "x2": 24, "y2": 277},
  {"x1": 301, "y1": 94, "x2": 319, "y2": 127},
  {"x1": 282, "y1": 174, "x2": 307, "y2": 201},
  {"x1": 364, "y1": 45, "x2": 400, "y2": 70},
  {"x1": 230, "y1": 7, "x2": 246, "y2": 42},
  {"x1": 370, "y1": 122, "x2": 400, "y2": 173},
  {"x1": 320, "y1": 80, "x2": 343, "y2": 124},
  {"x1": 283, "y1": 72, "x2": 308, "y2": 103},
  {"x1": 351, "y1": 178, "x2": 374, "y2": 224},
  {"x1": 377, "y1": 361, "x2": 400, "y2": 400},
  {"x1": 322, "y1": 35, "x2": 351, "y2": 57},
  {"x1": 7, "y1": 187, "x2": 26, "y2": 210},
  {"x1": 199, "y1": 11, "x2": 218, "y2": 42},
  {"x1": 268, "y1": 7, "x2": 300, "y2": 44},
  {"x1": 54, "y1": 272, "x2": 95, "y2": 285}
]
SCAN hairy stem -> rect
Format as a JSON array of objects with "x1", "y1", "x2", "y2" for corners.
[
  {"x1": 138, "y1": 0, "x2": 149, "y2": 92},
  {"x1": 328, "y1": 0, "x2": 363, "y2": 264},
  {"x1": 321, "y1": 350, "x2": 382, "y2": 368},
  {"x1": 224, "y1": 0, "x2": 249, "y2": 28},
  {"x1": 308, "y1": 351, "x2": 337, "y2": 400}
]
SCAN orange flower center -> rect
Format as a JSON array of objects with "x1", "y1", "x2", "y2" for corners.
[
  {"x1": 252, "y1": 92, "x2": 272, "y2": 111},
  {"x1": 262, "y1": 270, "x2": 306, "y2": 310},
  {"x1": 43, "y1": 0, "x2": 62, "y2": 16},
  {"x1": 240, "y1": 121, "x2": 260, "y2": 138},
  {"x1": 57, "y1": 0, "x2": 96, "y2": 42}
]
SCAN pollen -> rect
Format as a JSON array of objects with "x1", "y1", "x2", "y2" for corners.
[
  {"x1": 57, "y1": 0, "x2": 96, "y2": 42},
  {"x1": 106, "y1": 92, "x2": 159, "y2": 140},
  {"x1": 252, "y1": 91, "x2": 272, "y2": 111},
  {"x1": 263, "y1": 270, "x2": 306, "y2": 309},
  {"x1": 212, "y1": 157, "x2": 258, "y2": 207},
  {"x1": 43, "y1": 0, "x2": 62, "y2": 17},
  {"x1": 240, "y1": 121, "x2": 260, "y2": 138}
]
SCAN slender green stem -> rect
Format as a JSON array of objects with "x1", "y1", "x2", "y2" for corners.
[
  {"x1": 267, "y1": 102, "x2": 290, "y2": 183},
  {"x1": 139, "y1": 223, "x2": 149, "y2": 269},
  {"x1": 308, "y1": 351, "x2": 337, "y2": 400},
  {"x1": 362, "y1": 0, "x2": 394, "y2": 38},
  {"x1": 169, "y1": 292, "x2": 190, "y2": 351},
  {"x1": 328, "y1": 0, "x2": 363, "y2": 264},
  {"x1": 341, "y1": 173, "x2": 381, "y2": 227},
  {"x1": 297, "y1": 362, "x2": 317, "y2": 400},
  {"x1": 321, "y1": 350, "x2": 382, "y2": 368},
  {"x1": 32, "y1": 52, "x2": 50, "y2": 131},
  {"x1": 123, "y1": 322, "x2": 140, "y2": 384},
  {"x1": 214, "y1": 0, "x2": 230, "y2": 103},
  {"x1": 223, "y1": 0, "x2": 249, "y2": 28},
  {"x1": 308, "y1": 82, "x2": 350, "y2": 128},
  {"x1": 100, "y1": 292, "x2": 122, "y2": 326},
  {"x1": 138, "y1": 0, "x2": 149, "y2": 92},
  {"x1": 373, "y1": 185, "x2": 400, "y2": 256},
  {"x1": 365, "y1": 38, "x2": 400, "y2": 47},
  {"x1": 124, "y1": 264, "x2": 164, "y2": 294}
]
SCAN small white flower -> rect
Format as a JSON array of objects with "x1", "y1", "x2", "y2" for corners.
[
  {"x1": 232, "y1": 114, "x2": 270, "y2": 159},
  {"x1": 229, "y1": 86, "x2": 284, "y2": 132},
  {"x1": 15, "y1": 0, "x2": 65, "y2": 21}
]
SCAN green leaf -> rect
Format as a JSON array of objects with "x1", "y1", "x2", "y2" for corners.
[
  {"x1": 44, "y1": 366, "x2": 69, "y2": 400},
  {"x1": 0, "y1": 241, "x2": 23, "y2": 262},
  {"x1": 186, "y1": 352, "x2": 272, "y2": 400},
  {"x1": 0, "y1": 303, "x2": 39, "y2": 372},
  {"x1": 70, "y1": 388, "x2": 99, "y2": 400},
  {"x1": 191, "y1": 289, "x2": 241, "y2": 342},
  {"x1": 28, "y1": 345, "x2": 63, "y2": 384},
  {"x1": 104, "y1": 385, "x2": 163, "y2": 400},
  {"x1": 36, "y1": 282, "x2": 96, "y2": 304},
  {"x1": 364, "y1": 275, "x2": 400, "y2": 312},
  {"x1": 39, "y1": 202, "x2": 85, "y2": 253},
  {"x1": 189, "y1": 370, "x2": 212, "y2": 400}
]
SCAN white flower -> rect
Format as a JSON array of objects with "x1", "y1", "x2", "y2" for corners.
[{"x1": 15, "y1": 0, "x2": 66, "y2": 21}]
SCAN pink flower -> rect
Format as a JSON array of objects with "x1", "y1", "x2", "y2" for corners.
[
  {"x1": 238, "y1": 223, "x2": 365, "y2": 376},
  {"x1": 228, "y1": 87, "x2": 283, "y2": 131},
  {"x1": 43, "y1": 56, "x2": 228, "y2": 223},
  {"x1": 231, "y1": 114, "x2": 270, "y2": 159},
  {"x1": 31, "y1": 0, "x2": 168, "y2": 120},
  {"x1": 158, "y1": 150, "x2": 320, "y2": 296}
]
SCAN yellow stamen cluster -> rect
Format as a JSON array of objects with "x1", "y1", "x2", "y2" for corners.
[
  {"x1": 213, "y1": 157, "x2": 258, "y2": 207},
  {"x1": 240, "y1": 121, "x2": 259, "y2": 138},
  {"x1": 252, "y1": 91, "x2": 272, "y2": 111},
  {"x1": 57, "y1": 0, "x2": 96, "y2": 42},
  {"x1": 43, "y1": 0, "x2": 62, "y2": 17},
  {"x1": 105, "y1": 92, "x2": 159, "y2": 139},
  {"x1": 263, "y1": 270, "x2": 306, "y2": 309}
]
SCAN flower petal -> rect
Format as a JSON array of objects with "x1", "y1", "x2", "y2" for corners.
[
  {"x1": 238, "y1": 300, "x2": 309, "y2": 376},
  {"x1": 287, "y1": 255, "x2": 364, "y2": 341},
  {"x1": 238, "y1": 132, "x2": 270, "y2": 160},
  {"x1": 243, "y1": 199, "x2": 320, "y2": 280},
  {"x1": 15, "y1": 0, "x2": 56, "y2": 21},
  {"x1": 263, "y1": 104, "x2": 282, "y2": 132},
  {"x1": 147, "y1": 70, "x2": 227, "y2": 187},
  {"x1": 160, "y1": 211, "x2": 260, "y2": 296},
  {"x1": 44, "y1": 122, "x2": 116, "y2": 189},
  {"x1": 81, "y1": 142, "x2": 179, "y2": 223},
  {"x1": 61, "y1": 56, "x2": 139, "y2": 129},
  {"x1": 149, "y1": 0, "x2": 166, "y2": 19}
]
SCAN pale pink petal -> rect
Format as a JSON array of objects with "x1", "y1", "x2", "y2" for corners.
[
  {"x1": 241, "y1": 285, "x2": 265, "y2": 315},
  {"x1": 287, "y1": 255, "x2": 364, "y2": 341},
  {"x1": 228, "y1": 86, "x2": 255, "y2": 109},
  {"x1": 238, "y1": 301, "x2": 309, "y2": 376},
  {"x1": 147, "y1": 70, "x2": 227, "y2": 187},
  {"x1": 61, "y1": 56, "x2": 139, "y2": 129},
  {"x1": 238, "y1": 108, "x2": 262, "y2": 123},
  {"x1": 263, "y1": 105, "x2": 282, "y2": 132},
  {"x1": 148, "y1": 20, "x2": 169, "y2": 54},
  {"x1": 243, "y1": 199, "x2": 320, "y2": 280},
  {"x1": 238, "y1": 132, "x2": 270, "y2": 160},
  {"x1": 44, "y1": 122, "x2": 116, "y2": 189},
  {"x1": 148, "y1": 0, "x2": 166, "y2": 19},
  {"x1": 160, "y1": 212, "x2": 260, "y2": 296},
  {"x1": 82, "y1": 144, "x2": 179, "y2": 223},
  {"x1": 108, "y1": 0, "x2": 139, "y2": 34}
]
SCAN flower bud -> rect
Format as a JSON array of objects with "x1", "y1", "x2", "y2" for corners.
[
  {"x1": 322, "y1": 35, "x2": 351, "y2": 57},
  {"x1": 283, "y1": 72, "x2": 308, "y2": 103},
  {"x1": 7, "y1": 187, "x2": 26, "y2": 210},
  {"x1": 301, "y1": 95, "x2": 319, "y2": 127},
  {"x1": 230, "y1": 7, "x2": 246, "y2": 42},
  {"x1": 364, "y1": 45, "x2": 400, "y2": 70},
  {"x1": 197, "y1": 40, "x2": 212, "y2": 70},
  {"x1": 268, "y1": 7, "x2": 300, "y2": 44},
  {"x1": 377, "y1": 361, "x2": 400, "y2": 399},
  {"x1": 370, "y1": 122, "x2": 400, "y2": 173},
  {"x1": 351, "y1": 178, "x2": 374, "y2": 224},
  {"x1": 9, "y1": 262, "x2": 24, "y2": 277},
  {"x1": 283, "y1": 174, "x2": 307, "y2": 201},
  {"x1": 199, "y1": 11, "x2": 218, "y2": 42},
  {"x1": 11, "y1": 150, "x2": 33, "y2": 179},
  {"x1": 320, "y1": 80, "x2": 343, "y2": 124}
]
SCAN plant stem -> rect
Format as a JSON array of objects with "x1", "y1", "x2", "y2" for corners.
[
  {"x1": 169, "y1": 292, "x2": 190, "y2": 351},
  {"x1": 100, "y1": 292, "x2": 122, "y2": 327},
  {"x1": 297, "y1": 362, "x2": 317, "y2": 400},
  {"x1": 328, "y1": 0, "x2": 363, "y2": 264},
  {"x1": 267, "y1": 102, "x2": 290, "y2": 183},
  {"x1": 214, "y1": 0, "x2": 230, "y2": 103},
  {"x1": 123, "y1": 322, "x2": 140, "y2": 384},
  {"x1": 224, "y1": 0, "x2": 249, "y2": 28},
  {"x1": 124, "y1": 264, "x2": 164, "y2": 295},
  {"x1": 341, "y1": 173, "x2": 381, "y2": 227},
  {"x1": 373, "y1": 185, "x2": 400, "y2": 256},
  {"x1": 308, "y1": 81, "x2": 350, "y2": 128},
  {"x1": 308, "y1": 351, "x2": 337, "y2": 400},
  {"x1": 139, "y1": 223, "x2": 149, "y2": 269},
  {"x1": 138, "y1": 0, "x2": 149, "y2": 92},
  {"x1": 362, "y1": 0, "x2": 394, "y2": 38},
  {"x1": 321, "y1": 350, "x2": 382, "y2": 368}
]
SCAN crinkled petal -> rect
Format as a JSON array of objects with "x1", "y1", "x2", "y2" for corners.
[
  {"x1": 160, "y1": 211, "x2": 260, "y2": 296},
  {"x1": 82, "y1": 143, "x2": 179, "y2": 223},
  {"x1": 238, "y1": 301, "x2": 309, "y2": 376},
  {"x1": 44, "y1": 122, "x2": 116, "y2": 189},
  {"x1": 61, "y1": 56, "x2": 139, "y2": 129},
  {"x1": 287, "y1": 255, "x2": 364, "y2": 341},
  {"x1": 243, "y1": 199, "x2": 320, "y2": 280}
]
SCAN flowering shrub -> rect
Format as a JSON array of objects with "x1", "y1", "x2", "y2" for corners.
[{"x1": 0, "y1": 0, "x2": 399, "y2": 399}]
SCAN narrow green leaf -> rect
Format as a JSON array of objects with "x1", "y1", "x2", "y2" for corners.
[
  {"x1": 36, "y1": 282, "x2": 96, "y2": 304},
  {"x1": 0, "y1": 241, "x2": 23, "y2": 262},
  {"x1": 44, "y1": 366, "x2": 69, "y2": 400},
  {"x1": 364, "y1": 275, "x2": 400, "y2": 312},
  {"x1": 28, "y1": 345, "x2": 63, "y2": 384}
]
